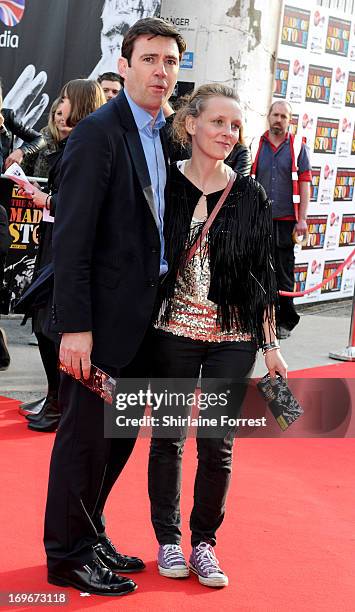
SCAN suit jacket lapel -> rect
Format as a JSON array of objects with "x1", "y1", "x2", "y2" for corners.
[
  {"x1": 160, "y1": 126, "x2": 170, "y2": 182},
  {"x1": 114, "y1": 92, "x2": 160, "y2": 231},
  {"x1": 160, "y1": 126, "x2": 171, "y2": 215}
]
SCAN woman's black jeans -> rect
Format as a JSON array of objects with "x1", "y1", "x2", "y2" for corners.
[{"x1": 148, "y1": 329, "x2": 256, "y2": 547}]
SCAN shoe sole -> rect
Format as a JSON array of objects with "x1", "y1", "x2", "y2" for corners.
[
  {"x1": 110, "y1": 567, "x2": 145, "y2": 573},
  {"x1": 48, "y1": 574, "x2": 137, "y2": 596},
  {"x1": 158, "y1": 564, "x2": 190, "y2": 578},
  {"x1": 28, "y1": 425, "x2": 59, "y2": 432},
  {"x1": 189, "y1": 564, "x2": 228, "y2": 587}
]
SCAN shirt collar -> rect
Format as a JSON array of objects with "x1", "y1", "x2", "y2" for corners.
[
  {"x1": 124, "y1": 89, "x2": 166, "y2": 132},
  {"x1": 263, "y1": 130, "x2": 289, "y2": 152}
]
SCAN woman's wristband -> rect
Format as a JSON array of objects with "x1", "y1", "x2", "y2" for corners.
[{"x1": 262, "y1": 341, "x2": 280, "y2": 355}]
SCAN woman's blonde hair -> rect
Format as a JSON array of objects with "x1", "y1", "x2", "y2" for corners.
[
  {"x1": 59, "y1": 79, "x2": 106, "y2": 128},
  {"x1": 173, "y1": 83, "x2": 242, "y2": 147},
  {"x1": 47, "y1": 97, "x2": 63, "y2": 143}
]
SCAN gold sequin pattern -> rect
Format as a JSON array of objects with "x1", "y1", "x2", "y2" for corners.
[{"x1": 155, "y1": 221, "x2": 251, "y2": 343}]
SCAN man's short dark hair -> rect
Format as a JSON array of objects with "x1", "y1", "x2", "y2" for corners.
[
  {"x1": 121, "y1": 17, "x2": 186, "y2": 65},
  {"x1": 268, "y1": 100, "x2": 292, "y2": 117},
  {"x1": 97, "y1": 72, "x2": 121, "y2": 84}
]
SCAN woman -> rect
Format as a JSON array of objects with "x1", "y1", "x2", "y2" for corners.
[
  {"x1": 19, "y1": 80, "x2": 106, "y2": 432},
  {"x1": 23, "y1": 98, "x2": 72, "y2": 179},
  {"x1": 19, "y1": 99, "x2": 73, "y2": 417},
  {"x1": 149, "y1": 84, "x2": 287, "y2": 588}
]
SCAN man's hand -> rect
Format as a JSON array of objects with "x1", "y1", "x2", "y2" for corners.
[
  {"x1": 59, "y1": 332, "x2": 93, "y2": 380},
  {"x1": 4, "y1": 148, "x2": 24, "y2": 169},
  {"x1": 294, "y1": 218, "x2": 308, "y2": 236}
]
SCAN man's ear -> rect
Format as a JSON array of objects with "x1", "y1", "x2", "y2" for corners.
[
  {"x1": 185, "y1": 115, "x2": 196, "y2": 137},
  {"x1": 118, "y1": 57, "x2": 128, "y2": 80}
]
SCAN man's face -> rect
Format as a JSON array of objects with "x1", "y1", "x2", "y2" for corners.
[
  {"x1": 268, "y1": 103, "x2": 291, "y2": 136},
  {"x1": 118, "y1": 34, "x2": 180, "y2": 117},
  {"x1": 100, "y1": 79, "x2": 121, "y2": 100}
]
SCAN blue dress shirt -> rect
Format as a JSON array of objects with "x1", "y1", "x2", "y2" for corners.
[{"x1": 124, "y1": 90, "x2": 168, "y2": 275}]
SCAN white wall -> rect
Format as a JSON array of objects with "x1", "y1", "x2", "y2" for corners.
[{"x1": 160, "y1": 0, "x2": 282, "y2": 144}]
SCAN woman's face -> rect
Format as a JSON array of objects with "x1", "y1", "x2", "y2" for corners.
[
  {"x1": 54, "y1": 99, "x2": 72, "y2": 138},
  {"x1": 187, "y1": 96, "x2": 242, "y2": 160}
]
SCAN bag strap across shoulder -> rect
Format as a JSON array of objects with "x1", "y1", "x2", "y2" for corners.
[{"x1": 185, "y1": 171, "x2": 236, "y2": 264}]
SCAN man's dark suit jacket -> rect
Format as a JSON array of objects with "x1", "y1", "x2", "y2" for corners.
[{"x1": 52, "y1": 91, "x2": 168, "y2": 368}]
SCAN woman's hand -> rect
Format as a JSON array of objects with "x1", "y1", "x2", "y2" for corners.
[
  {"x1": 264, "y1": 349, "x2": 288, "y2": 379},
  {"x1": 17, "y1": 185, "x2": 47, "y2": 208}
]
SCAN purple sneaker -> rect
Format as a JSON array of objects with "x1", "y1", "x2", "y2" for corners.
[
  {"x1": 189, "y1": 542, "x2": 228, "y2": 587},
  {"x1": 158, "y1": 544, "x2": 189, "y2": 578}
]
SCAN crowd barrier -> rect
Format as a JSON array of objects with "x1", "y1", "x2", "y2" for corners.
[{"x1": 279, "y1": 248, "x2": 355, "y2": 362}]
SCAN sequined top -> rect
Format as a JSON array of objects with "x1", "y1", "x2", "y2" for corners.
[{"x1": 155, "y1": 163, "x2": 251, "y2": 342}]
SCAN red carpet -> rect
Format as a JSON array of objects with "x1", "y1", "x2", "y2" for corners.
[{"x1": 0, "y1": 363, "x2": 354, "y2": 611}]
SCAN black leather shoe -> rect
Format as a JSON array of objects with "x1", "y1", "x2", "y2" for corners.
[
  {"x1": 47, "y1": 558, "x2": 137, "y2": 596},
  {"x1": 26, "y1": 395, "x2": 58, "y2": 422},
  {"x1": 94, "y1": 536, "x2": 145, "y2": 572},
  {"x1": 27, "y1": 398, "x2": 61, "y2": 432},
  {"x1": 19, "y1": 397, "x2": 46, "y2": 417}
]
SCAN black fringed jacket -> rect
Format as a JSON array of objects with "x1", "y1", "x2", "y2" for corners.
[{"x1": 157, "y1": 163, "x2": 279, "y2": 347}]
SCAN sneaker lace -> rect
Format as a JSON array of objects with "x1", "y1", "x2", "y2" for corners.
[
  {"x1": 195, "y1": 542, "x2": 222, "y2": 574},
  {"x1": 163, "y1": 544, "x2": 186, "y2": 565}
]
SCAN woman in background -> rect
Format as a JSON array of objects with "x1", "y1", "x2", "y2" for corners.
[
  {"x1": 19, "y1": 80, "x2": 106, "y2": 432},
  {"x1": 23, "y1": 98, "x2": 72, "y2": 179}
]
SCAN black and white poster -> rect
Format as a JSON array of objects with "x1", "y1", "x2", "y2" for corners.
[{"x1": 0, "y1": 0, "x2": 161, "y2": 300}]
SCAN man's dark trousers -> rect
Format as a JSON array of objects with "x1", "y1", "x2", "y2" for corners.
[
  {"x1": 273, "y1": 219, "x2": 300, "y2": 331},
  {"x1": 44, "y1": 334, "x2": 150, "y2": 572}
]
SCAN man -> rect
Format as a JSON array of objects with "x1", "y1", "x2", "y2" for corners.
[
  {"x1": 44, "y1": 18, "x2": 186, "y2": 596},
  {"x1": 251, "y1": 101, "x2": 312, "y2": 338},
  {"x1": 97, "y1": 72, "x2": 121, "y2": 101}
]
